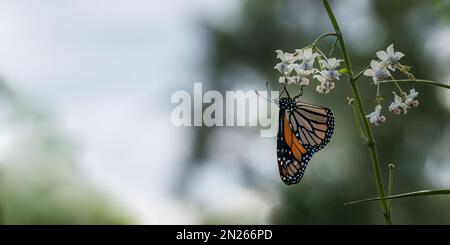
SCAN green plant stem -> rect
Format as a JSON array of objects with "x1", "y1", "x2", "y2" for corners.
[
  {"x1": 378, "y1": 79, "x2": 450, "y2": 90},
  {"x1": 354, "y1": 64, "x2": 371, "y2": 81},
  {"x1": 312, "y1": 32, "x2": 338, "y2": 46},
  {"x1": 313, "y1": 46, "x2": 329, "y2": 61},
  {"x1": 322, "y1": 0, "x2": 392, "y2": 225},
  {"x1": 345, "y1": 189, "x2": 450, "y2": 205},
  {"x1": 389, "y1": 75, "x2": 405, "y2": 98},
  {"x1": 329, "y1": 38, "x2": 339, "y2": 56},
  {"x1": 349, "y1": 101, "x2": 368, "y2": 143},
  {"x1": 387, "y1": 164, "x2": 395, "y2": 215}
]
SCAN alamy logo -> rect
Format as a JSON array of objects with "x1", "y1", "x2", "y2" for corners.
[{"x1": 170, "y1": 83, "x2": 279, "y2": 137}]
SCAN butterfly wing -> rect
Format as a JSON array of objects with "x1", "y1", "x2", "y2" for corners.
[
  {"x1": 277, "y1": 109, "x2": 313, "y2": 185},
  {"x1": 289, "y1": 101, "x2": 335, "y2": 152},
  {"x1": 277, "y1": 102, "x2": 335, "y2": 185}
]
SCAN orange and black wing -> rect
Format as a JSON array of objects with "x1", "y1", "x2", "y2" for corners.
[
  {"x1": 277, "y1": 109, "x2": 313, "y2": 185},
  {"x1": 289, "y1": 101, "x2": 335, "y2": 152},
  {"x1": 277, "y1": 103, "x2": 335, "y2": 185}
]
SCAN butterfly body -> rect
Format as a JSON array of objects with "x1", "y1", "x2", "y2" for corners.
[{"x1": 276, "y1": 97, "x2": 335, "y2": 185}]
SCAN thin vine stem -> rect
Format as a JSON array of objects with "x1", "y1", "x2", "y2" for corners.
[
  {"x1": 322, "y1": 0, "x2": 392, "y2": 224},
  {"x1": 313, "y1": 46, "x2": 329, "y2": 62},
  {"x1": 378, "y1": 79, "x2": 450, "y2": 90},
  {"x1": 389, "y1": 75, "x2": 406, "y2": 98},
  {"x1": 349, "y1": 99, "x2": 368, "y2": 143},
  {"x1": 354, "y1": 64, "x2": 371, "y2": 81},
  {"x1": 312, "y1": 32, "x2": 338, "y2": 46},
  {"x1": 329, "y1": 38, "x2": 339, "y2": 56},
  {"x1": 387, "y1": 164, "x2": 395, "y2": 215}
]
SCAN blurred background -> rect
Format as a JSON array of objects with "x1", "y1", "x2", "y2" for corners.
[{"x1": 0, "y1": 0, "x2": 449, "y2": 224}]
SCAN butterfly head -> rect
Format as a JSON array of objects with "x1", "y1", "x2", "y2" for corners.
[{"x1": 278, "y1": 97, "x2": 296, "y2": 110}]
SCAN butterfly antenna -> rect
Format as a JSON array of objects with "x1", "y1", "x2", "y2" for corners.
[
  {"x1": 255, "y1": 90, "x2": 275, "y2": 103},
  {"x1": 283, "y1": 83, "x2": 291, "y2": 98},
  {"x1": 265, "y1": 81, "x2": 271, "y2": 91}
]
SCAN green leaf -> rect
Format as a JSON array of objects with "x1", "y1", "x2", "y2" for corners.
[
  {"x1": 339, "y1": 68, "x2": 350, "y2": 74},
  {"x1": 345, "y1": 189, "x2": 450, "y2": 205}
]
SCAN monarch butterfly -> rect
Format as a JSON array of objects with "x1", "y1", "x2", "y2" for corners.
[{"x1": 274, "y1": 85, "x2": 335, "y2": 185}]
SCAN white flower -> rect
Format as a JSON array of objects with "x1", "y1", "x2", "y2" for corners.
[
  {"x1": 317, "y1": 69, "x2": 340, "y2": 81},
  {"x1": 363, "y1": 60, "x2": 391, "y2": 84},
  {"x1": 313, "y1": 73, "x2": 327, "y2": 83},
  {"x1": 293, "y1": 68, "x2": 312, "y2": 86},
  {"x1": 278, "y1": 76, "x2": 304, "y2": 85},
  {"x1": 317, "y1": 58, "x2": 342, "y2": 81},
  {"x1": 327, "y1": 69, "x2": 340, "y2": 80},
  {"x1": 314, "y1": 73, "x2": 335, "y2": 94},
  {"x1": 278, "y1": 76, "x2": 297, "y2": 84},
  {"x1": 278, "y1": 68, "x2": 312, "y2": 86},
  {"x1": 314, "y1": 70, "x2": 332, "y2": 81},
  {"x1": 388, "y1": 92, "x2": 408, "y2": 115},
  {"x1": 376, "y1": 44, "x2": 405, "y2": 71},
  {"x1": 366, "y1": 105, "x2": 386, "y2": 126},
  {"x1": 292, "y1": 64, "x2": 310, "y2": 75},
  {"x1": 295, "y1": 48, "x2": 319, "y2": 71},
  {"x1": 319, "y1": 58, "x2": 343, "y2": 70},
  {"x1": 296, "y1": 48, "x2": 319, "y2": 63},
  {"x1": 289, "y1": 76, "x2": 310, "y2": 86},
  {"x1": 274, "y1": 50, "x2": 297, "y2": 75},
  {"x1": 296, "y1": 62, "x2": 314, "y2": 71},
  {"x1": 312, "y1": 57, "x2": 343, "y2": 94},
  {"x1": 275, "y1": 50, "x2": 298, "y2": 63},
  {"x1": 274, "y1": 63, "x2": 294, "y2": 75},
  {"x1": 315, "y1": 82, "x2": 335, "y2": 94},
  {"x1": 404, "y1": 88, "x2": 419, "y2": 108}
]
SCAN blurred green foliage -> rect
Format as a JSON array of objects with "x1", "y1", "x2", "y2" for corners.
[{"x1": 0, "y1": 82, "x2": 132, "y2": 224}]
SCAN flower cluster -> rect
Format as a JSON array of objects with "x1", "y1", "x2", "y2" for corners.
[
  {"x1": 273, "y1": 43, "x2": 419, "y2": 127},
  {"x1": 388, "y1": 89, "x2": 419, "y2": 115},
  {"x1": 314, "y1": 58, "x2": 342, "y2": 93},
  {"x1": 274, "y1": 48, "x2": 342, "y2": 94},
  {"x1": 364, "y1": 44, "x2": 419, "y2": 126}
]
